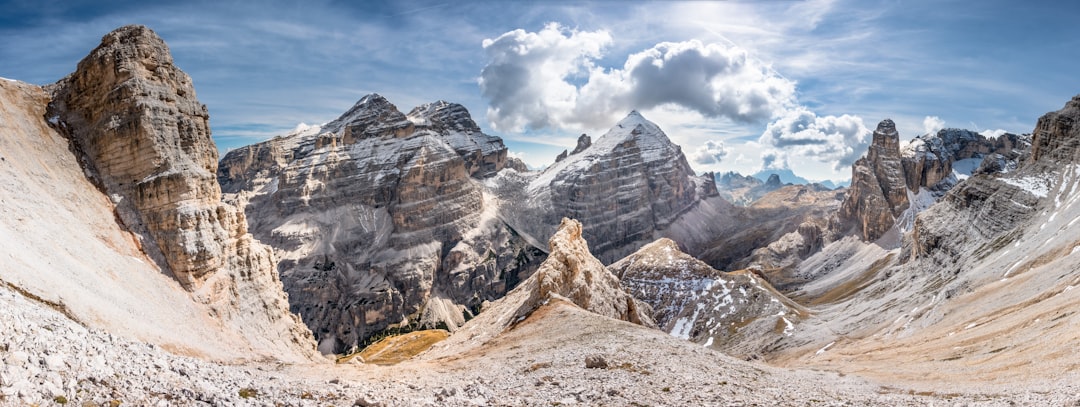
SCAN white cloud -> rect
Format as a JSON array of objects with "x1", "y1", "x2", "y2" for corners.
[
  {"x1": 692, "y1": 140, "x2": 730, "y2": 165},
  {"x1": 923, "y1": 115, "x2": 945, "y2": 135},
  {"x1": 980, "y1": 128, "x2": 1008, "y2": 139},
  {"x1": 757, "y1": 106, "x2": 871, "y2": 172},
  {"x1": 479, "y1": 23, "x2": 797, "y2": 132}
]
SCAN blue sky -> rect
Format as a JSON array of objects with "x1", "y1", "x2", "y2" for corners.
[{"x1": 2, "y1": 0, "x2": 1078, "y2": 182}]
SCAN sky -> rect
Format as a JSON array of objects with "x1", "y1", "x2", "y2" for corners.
[{"x1": 2, "y1": 0, "x2": 1078, "y2": 183}]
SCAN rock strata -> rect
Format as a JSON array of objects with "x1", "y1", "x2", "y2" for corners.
[
  {"x1": 837, "y1": 119, "x2": 909, "y2": 241},
  {"x1": 218, "y1": 94, "x2": 542, "y2": 353},
  {"x1": 515, "y1": 218, "x2": 654, "y2": 326},
  {"x1": 46, "y1": 25, "x2": 316, "y2": 358},
  {"x1": 611, "y1": 238, "x2": 800, "y2": 357},
  {"x1": 517, "y1": 111, "x2": 719, "y2": 262}
]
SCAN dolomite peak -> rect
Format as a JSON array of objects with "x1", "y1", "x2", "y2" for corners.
[{"x1": 47, "y1": 24, "x2": 317, "y2": 358}]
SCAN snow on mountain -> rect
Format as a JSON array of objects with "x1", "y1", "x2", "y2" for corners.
[
  {"x1": 611, "y1": 238, "x2": 803, "y2": 358},
  {"x1": 773, "y1": 95, "x2": 1080, "y2": 386},
  {"x1": 504, "y1": 110, "x2": 719, "y2": 263}
]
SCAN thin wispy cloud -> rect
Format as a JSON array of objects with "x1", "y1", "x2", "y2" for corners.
[{"x1": 1, "y1": 0, "x2": 1077, "y2": 182}]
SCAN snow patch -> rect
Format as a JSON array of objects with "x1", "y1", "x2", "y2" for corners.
[
  {"x1": 951, "y1": 158, "x2": 982, "y2": 181},
  {"x1": 815, "y1": 341, "x2": 835, "y2": 355},
  {"x1": 1002, "y1": 176, "x2": 1051, "y2": 198}
]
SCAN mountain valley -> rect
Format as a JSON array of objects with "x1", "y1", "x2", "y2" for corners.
[{"x1": 2, "y1": 24, "x2": 1080, "y2": 406}]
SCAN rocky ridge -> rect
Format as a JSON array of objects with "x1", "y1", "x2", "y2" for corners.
[
  {"x1": 765, "y1": 95, "x2": 1080, "y2": 389},
  {"x1": 611, "y1": 238, "x2": 802, "y2": 358},
  {"x1": 218, "y1": 94, "x2": 543, "y2": 354}
]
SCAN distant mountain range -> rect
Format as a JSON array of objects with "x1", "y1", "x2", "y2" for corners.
[{"x1": 750, "y1": 168, "x2": 849, "y2": 189}]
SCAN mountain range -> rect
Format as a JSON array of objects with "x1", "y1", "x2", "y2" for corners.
[{"x1": 2, "y1": 25, "x2": 1079, "y2": 405}]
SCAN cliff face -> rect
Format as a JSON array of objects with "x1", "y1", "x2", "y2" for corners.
[
  {"x1": 1029, "y1": 95, "x2": 1080, "y2": 166},
  {"x1": 901, "y1": 128, "x2": 1028, "y2": 192},
  {"x1": 836, "y1": 119, "x2": 909, "y2": 242},
  {"x1": 512, "y1": 111, "x2": 719, "y2": 262},
  {"x1": 7, "y1": 25, "x2": 317, "y2": 361},
  {"x1": 218, "y1": 95, "x2": 542, "y2": 353}
]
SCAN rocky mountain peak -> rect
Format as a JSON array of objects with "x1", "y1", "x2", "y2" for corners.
[
  {"x1": 46, "y1": 24, "x2": 317, "y2": 358},
  {"x1": 765, "y1": 173, "x2": 784, "y2": 188},
  {"x1": 407, "y1": 100, "x2": 482, "y2": 133},
  {"x1": 836, "y1": 119, "x2": 909, "y2": 242},
  {"x1": 611, "y1": 236, "x2": 801, "y2": 357},
  {"x1": 520, "y1": 110, "x2": 716, "y2": 261},
  {"x1": 323, "y1": 93, "x2": 413, "y2": 139},
  {"x1": 515, "y1": 218, "x2": 654, "y2": 326}
]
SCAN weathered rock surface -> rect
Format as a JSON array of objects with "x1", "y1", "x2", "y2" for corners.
[
  {"x1": 1030, "y1": 95, "x2": 1080, "y2": 166},
  {"x1": 901, "y1": 128, "x2": 1028, "y2": 192},
  {"x1": 44, "y1": 25, "x2": 316, "y2": 360},
  {"x1": 515, "y1": 218, "x2": 654, "y2": 326},
  {"x1": 611, "y1": 238, "x2": 801, "y2": 358},
  {"x1": 508, "y1": 111, "x2": 719, "y2": 263},
  {"x1": 218, "y1": 94, "x2": 543, "y2": 353},
  {"x1": 836, "y1": 119, "x2": 909, "y2": 242},
  {"x1": 776, "y1": 96, "x2": 1080, "y2": 390}
]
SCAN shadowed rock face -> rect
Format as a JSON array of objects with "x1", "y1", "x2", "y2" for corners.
[
  {"x1": 47, "y1": 25, "x2": 317, "y2": 359},
  {"x1": 218, "y1": 94, "x2": 542, "y2": 353},
  {"x1": 837, "y1": 119, "x2": 909, "y2": 241}
]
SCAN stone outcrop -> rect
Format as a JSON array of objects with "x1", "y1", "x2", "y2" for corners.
[
  {"x1": 837, "y1": 120, "x2": 1033, "y2": 243},
  {"x1": 218, "y1": 94, "x2": 543, "y2": 353},
  {"x1": 515, "y1": 111, "x2": 719, "y2": 262},
  {"x1": 1029, "y1": 95, "x2": 1080, "y2": 167},
  {"x1": 513, "y1": 218, "x2": 654, "y2": 326},
  {"x1": 610, "y1": 238, "x2": 800, "y2": 358},
  {"x1": 837, "y1": 119, "x2": 910, "y2": 241},
  {"x1": 45, "y1": 25, "x2": 316, "y2": 358},
  {"x1": 570, "y1": 133, "x2": 592, "y2": 155},
  {"x1": 901, "y1": 128, "x2": 1028, "y2": 191}
]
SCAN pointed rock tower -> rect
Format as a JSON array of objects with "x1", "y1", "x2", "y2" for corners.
[{"x1": 837, "y1": 119, "x2": 910, "y2": 241}]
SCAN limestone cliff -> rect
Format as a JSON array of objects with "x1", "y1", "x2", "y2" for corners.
[
  {"x1": 510, "y1": 111, "x2": 719, "y2": 262},
  {"x1": 836, "y1": 119, "x2": 909, "y2": 242},
  {"x1": 218, "y1": 94, "x2": 543, "y2": 353},
  {"x1": 901, "y1": 128, "x2": 1028, "y2": 192},
  {"x1": 20, "y1": 25, "x2": 315, "y2": 360}
]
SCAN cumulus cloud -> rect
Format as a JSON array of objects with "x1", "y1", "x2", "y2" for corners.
[
  {"x1": 980, "y1": 128, "x2": 1008, "y2": 139},
  {"x1": 479, "y1": 23, "x2": 797, "y2": 132},
  {"x1": 757, "y1": 106, "x2": 871, "y2": 171},
  {"x1": 923, "y1": 115, "x2": 945, "y2": 135},
  {"x1": 692, "y1": 140, "x2": 730, "y2": 165}
]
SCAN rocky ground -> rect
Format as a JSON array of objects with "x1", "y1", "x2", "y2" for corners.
[{"x1": 6, "y1": 277, "x2": 1080, "y2": 406}]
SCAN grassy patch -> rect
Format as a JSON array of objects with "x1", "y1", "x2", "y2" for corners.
[
  {"x1": 341, "y1": 329, "x2": 450, "y2": 365},
  {"x1": 806, "y1": 253, "x2": 895, "y2": 306},
  {"x1": 238, "y1": 388, "x2": 258, "y2": 399}
]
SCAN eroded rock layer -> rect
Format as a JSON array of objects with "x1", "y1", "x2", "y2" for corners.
[
  {"x1": 218, "y1": 95, "x2": 542, "y2": 353},
  {"x1": 45, "y1": 25, "x2": 316, "y2": 359},
  {"x1": 514, "y1": 111, "x2": 719, "y2": 262}
]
